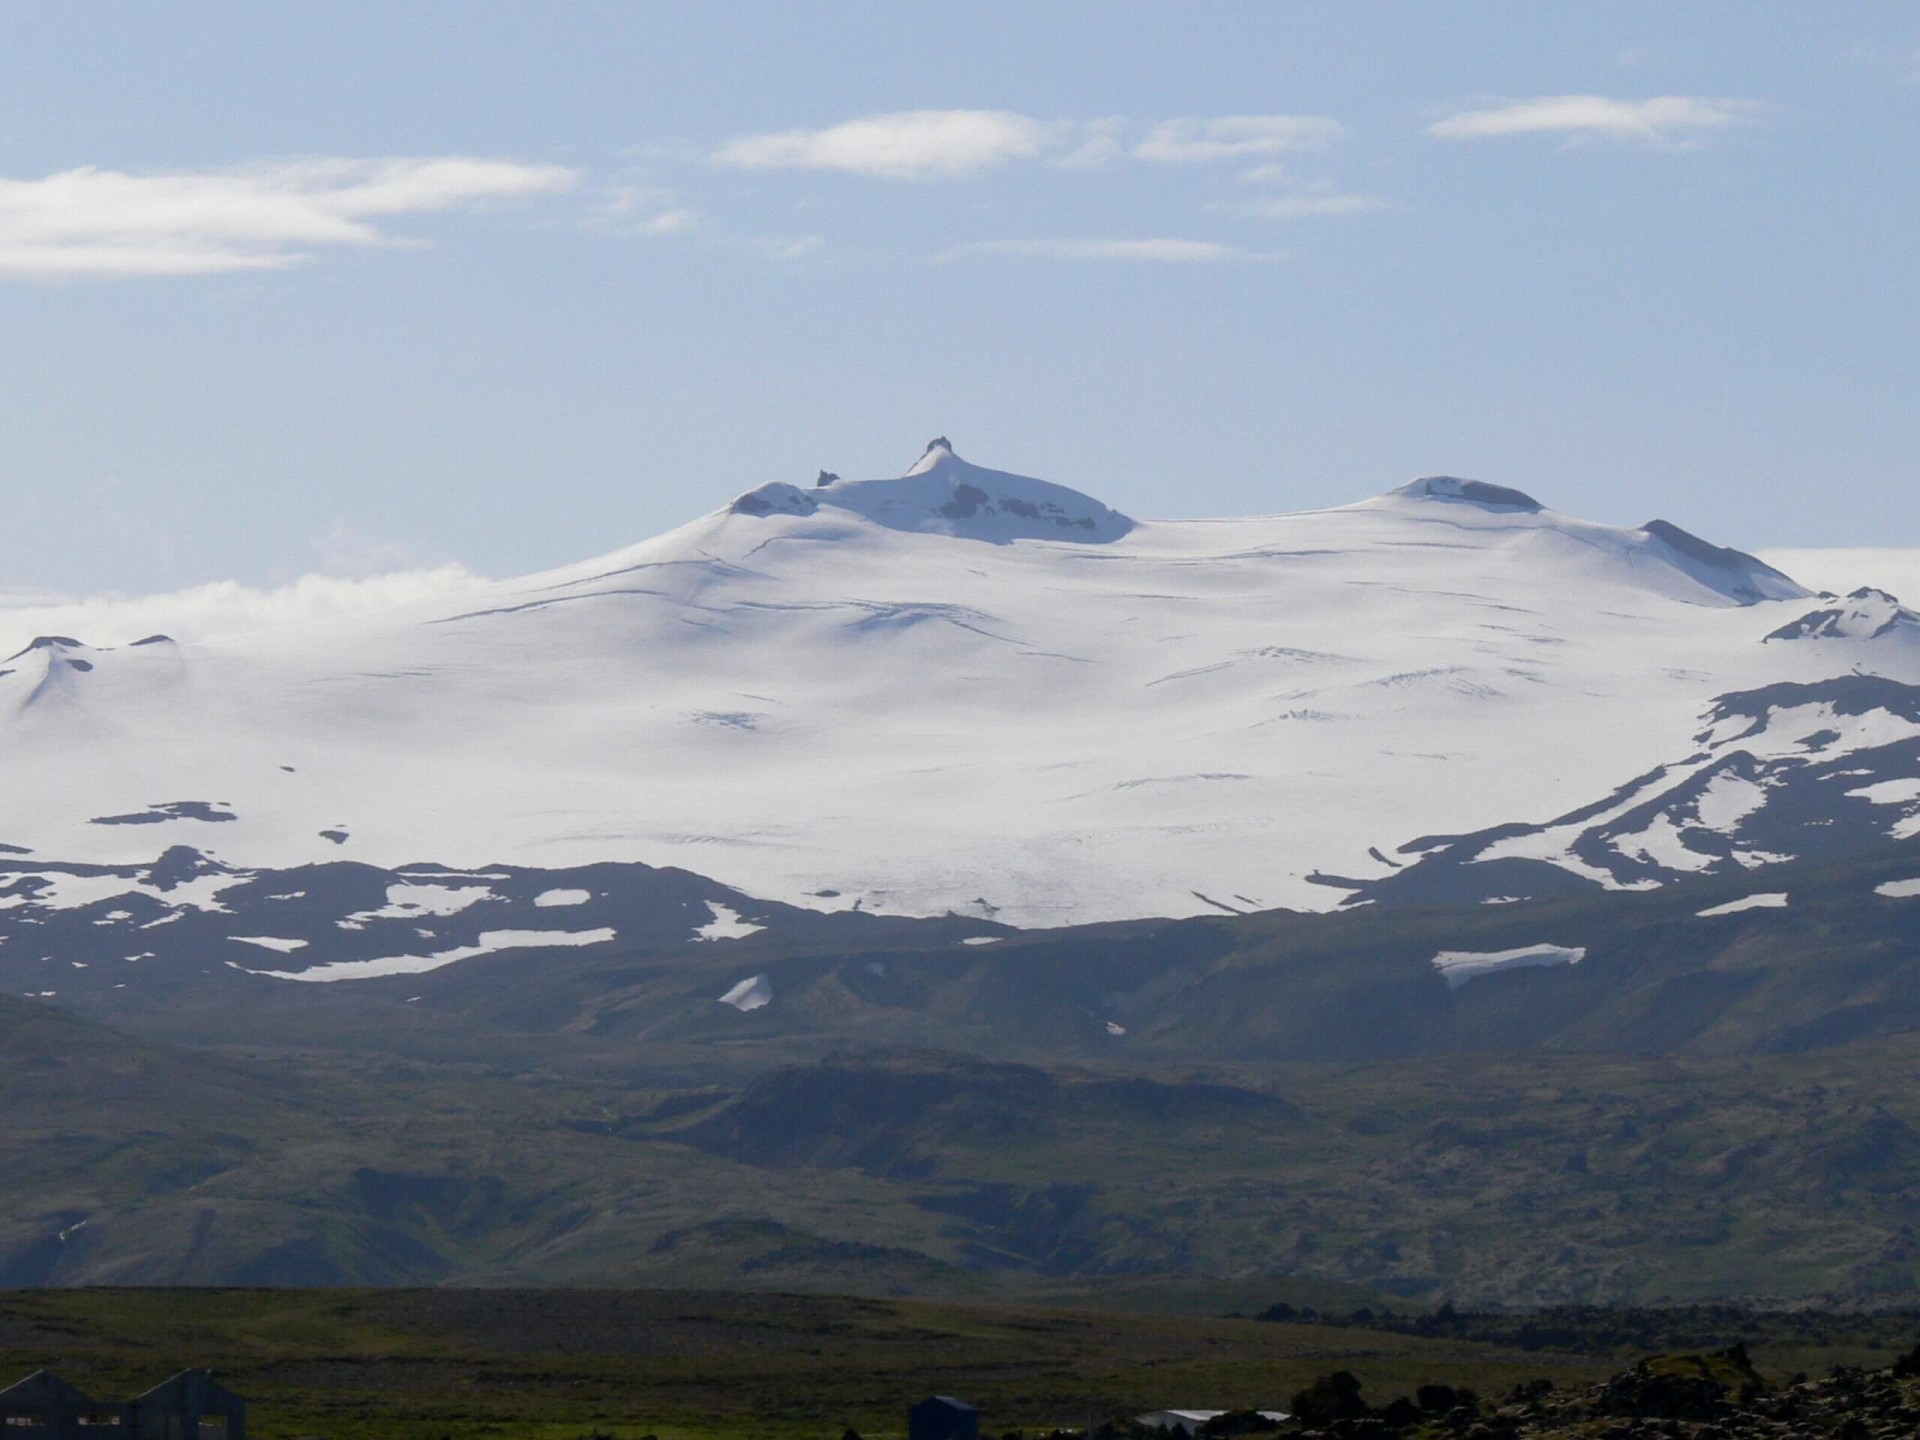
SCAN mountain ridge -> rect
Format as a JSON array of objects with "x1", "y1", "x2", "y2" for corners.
[{"x1": 0, "y1": 439, "x2": 1913, "y2": 939}]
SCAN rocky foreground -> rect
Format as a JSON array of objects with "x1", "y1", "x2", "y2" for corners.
[{"x1": 1186, "y1": 1343, "x2": 1920, "y2": 1440}]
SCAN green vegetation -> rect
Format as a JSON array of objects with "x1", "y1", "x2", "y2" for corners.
[
  {"x1": 9, "y1": 840, "x2": 1920, "y2": 1301},
  {"x1": 15, "y1": 989, "x2": 1920, "y2": 1305},
  {"x1": 5, "y1": 1288, "x2": 1917, "y2": 1440},
  {"x1": 0, "y1": 1287, "x2": 1605, "y2": 1440}
]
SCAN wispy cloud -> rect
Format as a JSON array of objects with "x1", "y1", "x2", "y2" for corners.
[
  {"x1": 1238, "y1": 194, "x2": 1385, "y2": 220},
  {"x1": 713, "y1": 110, "x2": 1051, "y2": 179},
  {"x1": 1429, "y1": 95, "x2": 1758, "y2": 146},
  {"x1": 1221, "y1": 175, "x2": 1390, "y2": 221},
  {"x1": 591, "y1": 183, "x2": 701, "y2": 236},
  {"x1": 1133, "y1": 115, "x2": 1344, "y2": 163},
  {"x1": 759, "y1": 235, "x2": 824, "y2": 261},
  {"x1": 942, "y1": 238, "x2": 1280, "y2": 263},
  {"x1": 0, "y1": 156, "x2": 579, "y2": 279},
  {"x1": 712, "y1": 110, "x2": 1346, "y2": 179}
]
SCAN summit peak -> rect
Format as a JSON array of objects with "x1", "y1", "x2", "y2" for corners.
[
  {"x1": 1389, "y1": 475, "x2": 1544, "y2": 512},
  {"x1": 725, "y1": 439, "x2": 1132, "y2": 544},
  {"x1": 905, "y1": 435, "x2": 957, "y2": 476}
]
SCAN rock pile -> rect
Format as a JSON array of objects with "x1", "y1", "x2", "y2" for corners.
[{"x1": 1279, "y1": 1341, "x2": 1920, "y2": 1439}]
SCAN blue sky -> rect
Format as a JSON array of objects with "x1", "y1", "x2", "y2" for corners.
[{"x1": 1, "y1": 2, "x2": 1915, "y2": 594}]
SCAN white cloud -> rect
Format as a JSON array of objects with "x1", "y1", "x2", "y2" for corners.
[
  {"x1": 1054, "y1": 119, "x2": 1130, "y2": 170},
  {"x1": 944, "y1": 238, "x2": 1278, "y2": 263},
  {"x1": 713, "y1": 110, "x2": 1050, "y2": 179},
  {"x1": 0, "y1": 565, "x2": 490, "y2": 656},
  {"x1": 592, "y1": 183, "x2": 700, "y2": 236},
  {"x1": 712, "y1": 110, "x2": 1346, "y2": 179},
  {"x1": 637, "y1": 208, "x2": 700, "y2": 235},
  {"x1": 0, "y1": 156, "x2": 579, "y2": 279},
  {"x1": 1429, "y1": 95, "x2": 1758, "y2": 145},
  {"x1": 1229, "y1": 191, "x2": 1387, "y2": 221},
  {"x1": 761, "y1": 235, "x2": 824, "y2": 261},
  {"x1": 1133, "y1": 115, "x2": 1344, "y2": 163}
]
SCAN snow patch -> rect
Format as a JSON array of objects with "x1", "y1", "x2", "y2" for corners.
[
  {"x1": 4, "y1": 870, "x2": 250, "y2": 914},
  {"x1": 1612, "y1": 814, "x2": 1715, "y2": 873},
  {"x1": 1875, "y1": 879, "x2": 1920, "y2": 899},
  {"x1": 694, "y1": 902, "x2": 765, "y2": 941},
  {"x1": 1848, "y1": 779, "x2": 1920, "y2": 806},
  {"x1": 1432, "y1": 943, "x2": 1586, "y2": 989},
  {"x1": 346, "y1": 883, "x2": 493, "y2": 922},
  {"x1": 1696, "y1": 892, "x2": 1789, "y2": 917},
  {"x1": 1695, "y1": 772, "x2": 1769, "y2": 832},
  {"x1": 718, "y1": 973, "x2": 772, "y2": 1011},
  {"x1": 534, "y1": 887, "x2": 593, "y2": 907},
  {"x1": 250, "y1": 927, "x2": 616, "y2": 983},
  {"x1": 230, "y1": 935, "x2": 309, "y2": 953}
]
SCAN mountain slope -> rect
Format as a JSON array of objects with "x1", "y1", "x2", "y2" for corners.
[{"x1": 1, "y1": 439, "x2": 1913, "y2": 932}]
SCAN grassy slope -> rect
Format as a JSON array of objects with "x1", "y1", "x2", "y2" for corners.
[
  {"x1": 13, "y1": 842, "x2": 1920, "y2": 1301},
  {"x1": 5, "y1": 1287, "x2": 1917, "y2": 1440},
  {"x1": 0, "y1": 1287, "x2": 1629, "y2": 1440},
  {"x1": 15, "y1": 995, "x2": 1920, "y2": 1304}
]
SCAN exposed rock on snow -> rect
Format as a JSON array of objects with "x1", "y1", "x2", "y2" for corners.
[
  {"x1": 730, "y1": 482, "x2": 819, "y2": 517},
  {"x1": 90, "y1": 800, "x2": 235, "y2": 826},
  {"x1": 1768, "y1": 587, "x2": 1920, "y2": 642},
  {"x1": 1390, "y1": 475, "x2": 1543, "y2": 511},
  {"x1": 1338, "y1": 676, "x2": 1920, "y2": 907},
  {"x1": 1638, "y1": 520, "x2": 1806, "y2": 606},
  {"x1": 807, "y1": 438, "x2": 1135, "y2": 543}
]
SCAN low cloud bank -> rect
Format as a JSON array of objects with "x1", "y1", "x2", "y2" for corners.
[
  {"x1": 1759, "y1": 548, "x2": 1920, "y2": 605},
  {"x1": 0, "y1": 564, "x2": 488, "y2": 657}
]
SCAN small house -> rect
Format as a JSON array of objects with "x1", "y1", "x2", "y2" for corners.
[
  {"x1": 0, "y1": 1371, "x2": 245, "y2": 1440},
  {"x1": 909, "y1": 1395, "x2": 980, "y2": 1440},
  {"x1": 0, "y1": 1372, "x2": 126, "y2": 1438},
  {"x1": 127, "y1": 1371, "x2": 246, "y2": 1440}
]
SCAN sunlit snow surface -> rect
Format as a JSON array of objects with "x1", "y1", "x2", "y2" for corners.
[{"x1": 0, "y1": 442, "x2": 1915, "y2": 927}]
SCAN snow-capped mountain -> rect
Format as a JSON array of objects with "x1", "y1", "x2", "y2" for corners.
[{"x1": 3, "y1": 438, "x2": 1917, "y2": 968}]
